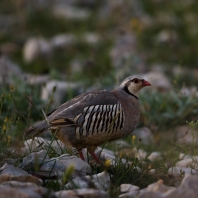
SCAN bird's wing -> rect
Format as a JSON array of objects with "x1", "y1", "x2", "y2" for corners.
[{"x1": 48, "y1": 90, "x2": 120, "y2": 127}]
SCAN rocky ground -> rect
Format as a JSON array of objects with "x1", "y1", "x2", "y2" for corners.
[{"x1": 1, "y1": 0, "x2": 198, "y2": 197}]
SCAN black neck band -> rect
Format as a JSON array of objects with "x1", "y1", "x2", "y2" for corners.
[{"x1": 124, "y1": 87, "x2": 139, "y2": 100}]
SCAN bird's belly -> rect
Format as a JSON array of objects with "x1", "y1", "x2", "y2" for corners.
[{"x1": 79, "y1": 129, "x2": 131, "y2": 146}]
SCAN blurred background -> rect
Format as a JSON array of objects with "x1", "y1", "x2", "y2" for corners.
[
  {"x1": 1, "y1": 0, "x2": 198, "y2": 145},
  {"x1": 1, "y1": 0, "x2": 198, "y2": 84}
]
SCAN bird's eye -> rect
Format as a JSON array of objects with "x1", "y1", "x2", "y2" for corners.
[{"x1": 133, "y1": 79, "x2": 139, "y2": 84}]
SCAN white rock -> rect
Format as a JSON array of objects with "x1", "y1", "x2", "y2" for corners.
[
  {"x1": 114, "y1": 140, "x2": 131, "y2": 148},
  {"x1": 39, "y1": 158, "x2": 66, "y2": 178},
  {"x1": 56, "y1": 188, "x2": 108, "y2": 198},
  {"x1": 119, "y1": 184, "x2": 139, "y2": 198},
  {"x1": 176, "y1": 157, "x2": 198, "y2": 168},
  {"x1": 138, "y1": 175, "x2": 198, "y2": 198},
  {"x1": 23, "y1": 137, "x2": 51, "y2": 152},
  {"x1": 23, "y1": 37, "x2": 52, "y2": 63},
  {"x1": 142, "y1": 71, "x2": 171, "y2": 91},
  {"x1": 148, "y1": 152, "x2": 161, "y2": 161},
  {"x1": 24, "y1": 74, "x2": 49, "y2": 85},
  {"x1": 149, "y1": 169, "x2": 156, "y2": 174},
  {"x1": 132, "y1": 127, "x2": 154, "y2": 145},
  {"x1": 21, "y1": 150, "x2": 50, "y2": 169},
  {"x1": 168, "y1": 167, "x2": 197, "y2": 176},
  {"x1": 66, "y1": 171, "x2": 110, "y2": 190},
  {"x1": 23, "y1": 138, "x2": 68, "y2": 155},
  {"x1": 133, "y1": 148, "x2": 147, "y2": 160},
  {"x1": 0, "y1": 181, "x2": 38, "y2": 188},
  {"x1": 82, "y1": 33, "x2": 101, "y2": 44},
  {"x1": 176, "y1": 125, "x2": 198, "y2": 144},
  {"x1": 0, "y1": 181, "x2": 56, "y2": 197},
  {"x1": 138, "y1": 179, "x2": 175, "y2": 198},
  {"x1": 164, "y1": 175, "x2": 198, "y2": 198},
  {"x1": 57, "y1": 154, "x2": 92, "y2": 174},
  {"x1": 94, "y1": 147, "x2": 116, "y2": 161},
  {"x1": 146, "y1": 179, "x2": 175, "y2": 193},
  {"x1": 86, "y1": 171, "x2": 110, "y2": 190},
  {"x1": 0, "y1": 56, "x2": 23, "y2": 84},
  {"x1": 41, "y1": 80, "x2": 81, "y2": 105},
  {"x1": 180, "y1": 86, "x2": 198, "y2": 97},
  {"x1": 120, "y1": 183, "x2": 139, "y2": 192},
  {"x1": 179, "y1": 153, "x2": 192, "y2": 160},
  {"x1": 0, "y1": 163, "x2": 29, "y2": 176},
  {"x1": 50, "y1": 140, "x2": 67, "y2": 154},
  {"x1": 156, "y1": 30, "x2": 177, "y2": 43},
  {"x1": 51, "y1": 34, "x2": 76, "y2": 49},
  {"x1": 53, "y1": 5, "x2": 90, "y2": 20}
]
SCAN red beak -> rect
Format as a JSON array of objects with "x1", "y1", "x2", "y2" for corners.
[{"x1": 142, "y1": 80, "x2": 151, "y2": 86}]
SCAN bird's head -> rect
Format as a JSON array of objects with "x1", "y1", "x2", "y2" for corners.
[{"x1": 120, "y1": 76, "x2": 151, "y2": 98}]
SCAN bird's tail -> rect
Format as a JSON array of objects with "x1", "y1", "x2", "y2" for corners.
[{"x1": 24, "y1": 120, "x2": 49, "y2": 138}]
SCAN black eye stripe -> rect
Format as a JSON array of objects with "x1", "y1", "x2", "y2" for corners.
[{"x1": 132, "y1": 78, "x2": 139, "y2": 83}]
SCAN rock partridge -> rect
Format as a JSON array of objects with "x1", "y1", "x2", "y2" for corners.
[{"x1": 24, "y1": 76, "x2": 151, "y2": 163}]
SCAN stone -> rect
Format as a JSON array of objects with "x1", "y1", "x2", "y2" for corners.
[
  {"x1": 94, "y1": 147, "x2": 116, "y2": 161},
  {"x1": 114, "y1": 140, "x2": 131, "y2": 148},
  {"x1": 24, "y1": 74, "x2": 50, "y2": 85},
  {"x1": 165, "y1": 175, "x2": 198, "y2": 198},
  {"x1": 137, "y1": 191, "x2": 161, "y2": 198},
  {"x1": 132, "y1": 127, "x2": 154, "y2": 145},
  {"x1": 39, "y1": 158, "x2": 66, "y2": 178},
  {"x1": 70, "y1": 59, "x2": 84, "y2": 74},
  {"x1": 138, "y1": 179, "x2": 175, "y2": 198},
  {"x1": 119, "y1": 184, "x2": 140, "y2": 197},
  {"x1": 0, "y1": 181, "x2": 56, "y2": 198},
  {"x1": 41, "y1": 80, "x2": 81, "y2": 105},
  {"x1": 149, "y1": 169, "x2": 156, "y2": 174},
  {"x1": 110, "y1": 33, "x2": 146, "y2": 77},
  {"x1": 21, "y1": 150, "x2": 50, "y2": 170},
  {"x1": 50, "y1": 140, "x2": 67, "y2": 155},
  {"x1": 66, "y1": 171, "x2": 110, "y2": 190},
  {"x1": 53, "y1": 5, "x2": 91, "y2": 20},
  {"x1": 156, "y1": 30, "x2": 177, "y2": 43},
  {"x1": 23, "y1": 37, "x2": 52, "y2": 63},
  {"x1": 142, "y1": 71, "x2": 171, "y2": 92},
  {"x1": 21, "y1": 149, "x2": 66, "y2": 178},
  {"x1": 148, "y1": 152, "x2": 161, "y2": 161},
  {"x1": 56, "y1": 188, "x2": 108, "y2": 198},
  {"x1": 0, "y1": 56, "x2": 23, "y2": 84},
  {"x1": 180, "y1": 86, "x2": 198, "y2": 97},
  {"x1": 51, "y1": 34, "x2": 76, "y2": 49},
  {"x1": 0, "y1": 187, "x2": 39, "y2": 198},
  {"x1": 168, "y1": 167, "x2": 197, "y2": 176},
  {"x1": 179, "y1": 153, "x2": 191, "y2": 160},
  {"x1": 133, "y1": 148, "x2": 147, "y2": 160},
  {"x1": 176, "y1": 157, "x2": 198, "y2": 168},
  {"x1": 0, "y1": 164, "x2": 42, "y2": 185},
  {"x1": 0, "y1": 174, "x2": 42, "y2": 186},
  {"x1": 23, "y1": 138, "x2": 68, "y2": 155},
  {"x1": 146, "y1": 179, "x2": 175, "y2": 193},
  {"x1": 23, "y1": 137, "x2": 51, "y2": 152},
  {"x1": 1, "y1": 181, "x2": 38, "y2": 188},
  {"x1": 176, "y1": 125, "x2": 198, "y2": 144},
  {"x1": 0, "y1": 163, "x2": 29, "y2": 176},
  {"x1": 82, "y1": 33, "x2": 101, "y2": 44},
  {"x1": 57, "y1": 154, "x2": 92, "y2": 175}
]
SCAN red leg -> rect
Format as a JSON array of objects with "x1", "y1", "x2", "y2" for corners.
[
  {"x1": 89, "y1": 151, "x2": 102, "y2": 165},
  {"x1": 78, "y1": 149, "x2": 85, "y2": 161}
]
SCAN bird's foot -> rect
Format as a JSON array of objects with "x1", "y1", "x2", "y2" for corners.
[{"x1": 89, "y1": 151, "x2": 103, "y2": 165}]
